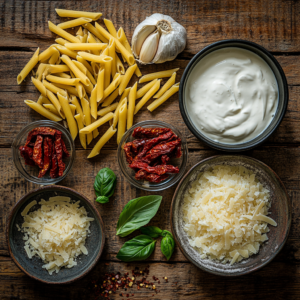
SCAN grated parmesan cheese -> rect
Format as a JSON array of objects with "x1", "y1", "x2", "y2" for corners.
[
  {"x1": 182, "y1": 165, "x2": 277, "y2": 265},
  {"x1": 18, "y1": 196, "x2": 94, "y2": 275}
]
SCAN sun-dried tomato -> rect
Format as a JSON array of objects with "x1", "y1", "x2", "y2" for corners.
[
  {"x1": 131, "y1": 138, "x2": 147, "y2": 154},
  {"x1": 161, "y1": 155, "x2": 170, "y2": 165},
  {"x1": 25, "y1": 127, "x2": 56, "y2": 146},
  {"x1": 132, "y1": 127, "x2": 171, "y2": 139},
  {"x1": 19, "y1": 146, "x2": 35, "y2": 166},
  {"x1": 175, "y1": 144, "x2": 182, "y2": 158},
  {"x1": 135, "y1": 169, "x2": 169, "y2": 183},
  {"x1": 50, "y1": 144, "x2": 58, "y2": 178},
  {"x1": 32, "y1": 135, "x2": 44, "y2": 168},
  {"x1": 123, "y1": 142, "x2": 135, "y2": 164},
  {"x1": 38, "y1": 137, "x2": 52, "y2": 178},
  {"x1": 130, "y1": 161, "x2": 179, "y2": 175}
]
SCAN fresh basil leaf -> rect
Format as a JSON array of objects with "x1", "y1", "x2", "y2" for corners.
[
  {"x1": 94, "y1": 168, "x2": 117, "y2": 203},
  {"x1": 161, "y1": 234, "x2": 175, "y2": 261},
  {"x1": 140, "y1": 226, "x2": 163, "y2": 238},
  {"x1": 162, "y1": 230, "x2": 173, "y2": 237},
  {"x1": 116, "y1": 235, "x2": 156, "y2": 262},
  {"x1": 96, "y1": 196, "x2": 109, "y2": 204},
  {"x1": 116, "y1": 195, "x2": 162, "y2": 237}
]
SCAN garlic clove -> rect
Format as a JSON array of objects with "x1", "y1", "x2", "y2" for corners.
[
  {"x1": 132, "y1": 25, "x2": 156, "y2": 57},
  {"x1": 139, "y1": 30, "x2": 160, "y2": 64}
]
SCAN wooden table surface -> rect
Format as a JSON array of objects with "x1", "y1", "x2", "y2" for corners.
[{"x1": 1, "y1": 0, "x2": 300, "y2": 299}]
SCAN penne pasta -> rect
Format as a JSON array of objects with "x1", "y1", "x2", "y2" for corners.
[
  {"x1": 127, "y1": 82, "x2": 137, "y2": 130},
  {"x1": 103, "y1": 19, "x2": 117, "y2": 38},
  {"x1": 53, "y1": 83, "x2": 79, "y2": 97},
  {"x1": 91, "y1": 117, "x2": 99, "y2": 139},
  {"x1": 117, "y1": 99, "x2": 127, "y2": 144},
  {"x1": 74, "y1": 114, "x2": 86, "y2": 149},
  {"x1": 76, "y1": 27, "x2": 83, "y2": 36},
  {"x1": 87, "y1": 126, "x2": 117, "y2": 159},
  {"x1": 75, "y1": 82, "x2": 86, "y2": 99},
  {"x1": 70, "y1": 95, "x2": 85, "y2": 125},
  {"x1": 61, "y1": 55, "x2": 89, "y2": 85},
  {"x1": 17, "y1": 48, "x2": 39, "y2": 84},
  {"x1": 48, "y1": 48, "x2": 60, "y2": 65},
  {"x1": 65, "y1": 43, "x2": 107, "y2": 51},
  {"x1": 55, "y1": 37, "x2": 69, "y2": 46},
  {"x1": 46, "y1": 75, "x2": 80, "y2": 86},
  {"x1": 115, "y1": 54, "x2": 125, "y2": 75},
  {"x1": 55, "y1": 72, "x2": 71, "y2": 79},
  {"x1": 69, "y1": 103, "x2": 76, "y2": 116},
  {"x1": 97, "y1": 102, "x2": 119, "y2": 116},
  {"x1": 72, "y1": 60, "x2": 87, "y2": 75},
  {"x1": 24, "y1": 100, "x2": 62, "y2": 122},
  {"x1": 120, "y1": 87, "x2": 131, "y2": 103},
  {"x1": 91, "y1": 61, "x2": 100, "y2": 77},
  {"x1": 136, "y1": 79, "x2": 157, "y2": 99},
  {"x1": 42, "y1": 79, "x2": 68, "y2": 97},
  {"x1": 102, "y1": 48, "x2": 111, "y2": 89},
  {"x1": 32, "y1": 77, "x2": 47, "y2": 97},
  {"x1": 90, "y1": 84, "x2": 98, "y2": 119},
  {"x1": 101, "y1": 87, "x2": 119, "y2": 107},
  {"x1": 80, "y1": 112, "x2": 114, "y2": 134},
  {"x1": 57, "y1": 17, "x2": 93, "y2": 29},
  {"x1": 103, "y1": 73, "x2": 122, "y2": 100},
  {"x1": 55, "y1": 9, "x2": 102, "y2": 21},
  {"x1": 46, "y1": 89, "x2": 65, "y2": 118},
  {"x1": 108, "y1": 38, "x2": 117, "y2": 78},
  {"x1": 139, "y1": 68, "x2": 179, "y2": 83},
  {"x1": 77, "y1": 51, "x2": 112, "y2": 64},
  {"x1": 134, "y1": 79, "x2": 161, "y2": 114},
  {"x1": 43, "y1": 103, "x2": 60, "y2": 116},
  {"x1": 112, "y1": 97, "x2": 127, "y2": 129},
  {"x1": 119, "y1": 64, "x2": 137, "y2": 95},
  {"x1": 48, "y1": 21, "x2": 81, "y2": 44},
  {"x1": 36, "y1": 63, "x2": 47, "y2": 81},
  {"x1": 81, "y1": 97, "x2": 93, "y2": 145},
  {"x1": 76, "y1": 55, "x2": 94, "y2": 74},
  {"x1": 37, "y1": 95, "x2": 51, "y2": 105},
  {"x1": 46, "y1": 64, "x2": 70, "y2": 74},
  {"x1": 96, "y1": 69, "x2": 104, "y2": 102},
  {"x1": 83, "y1": 23, "x2": 108, "y2": 43},
  {"x1": 154, "y1": 72, "x2": 176, "y2": 98},
  {"x1": 87, "y1": 32, "x2": 101, "y2": 55},
  {"x1": 39, "y1": 46, "x2": 55, "y2": 62},
  {"x1": 81, "y1": 33, "x2": 88, "y2": 43},
  {"x1": 147, "y1": 83, "x2": 180, "y2": 112},
  {"x1": 54, "y1": 45, "x2": 78, "y2": 59}
]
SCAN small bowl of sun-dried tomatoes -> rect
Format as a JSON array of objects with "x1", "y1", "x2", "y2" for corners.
[
  {"x1": 118, "y1": 120, "x2": 188, "y2": 191},
  {"x1": 12, "y1": 120, "x2": 75, "y2": 185}
]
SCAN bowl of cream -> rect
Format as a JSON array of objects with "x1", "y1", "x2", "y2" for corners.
[{"x1": 179, "y1": 40, "x2": 288, "y2": 151}]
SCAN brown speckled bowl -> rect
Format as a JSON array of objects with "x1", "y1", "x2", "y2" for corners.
[
  {"x1": 170, "y1": 155, "x2": 291, "y2": 276},
  {"x1": 7, "y1": 186, "x2": 105, "y2": 284}
]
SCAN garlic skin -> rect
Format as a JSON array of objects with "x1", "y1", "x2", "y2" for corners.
[{"x1": 132, "y1": 13, "x2": 187, "y2": 64}]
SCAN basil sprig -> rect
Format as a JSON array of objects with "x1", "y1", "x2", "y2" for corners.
[
  {"x1": 161, "y1": 231, "x2": 175, "y2": 260},
  {"x1": 116, "y1": 235, "x2": 156, "y2": 262},
  {"x1": 140, "y1": 226, "x2": 163, "y2": 238},
  {"x1": 116, "y1": 195, "x2": 162, "y2": 237},
  {"x1": 94, "y1": 168, "x2": 117, "y2": 204}
]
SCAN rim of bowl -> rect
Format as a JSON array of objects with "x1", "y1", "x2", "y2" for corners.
[
  {"x1": 117, "y1": 120, "x2": 188, "y2": 191},
  {"x1": 170, "y1": 155, "x2": 291, "y2": 276},
  {"x1": 11, "y1": 120, "x2": 76, "y2": 185},
  {"x1": 6, "y1": 185, "x2": 105, "y2": 284},
  {"x1": 179, "y1": 39, "x2": 289, "y2": 152}
]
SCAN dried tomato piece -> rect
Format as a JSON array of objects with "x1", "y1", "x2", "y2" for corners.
[
  {"x1": 123, "y1": 142, "x2": 135, "y2": 164},
  {"x1": 132, "y1": 127, "x2": 171, "y2": 139},
  {"x1": 131, "y1": 138, "x2": 147, "y2": 154},
  {"x1": 54, "y1": 133, "x2": 65, "y2": 177},
  {"x1": 19, "y1": 146, "x2": 35, "y2": 166},
  {"x1": 130, "y1": 161, "x2": 179, "y2": 176},
  {"x1": 50, "y1": 143, "x2": 58, "y2": 178},
  {"x1": 135, "y1": 169, "x2": 169, "y2": 183},
  {"x1": 161, "y1": 155, "x2": 170, "y2": 165},
  {"x1": 32, "y1": 135, "x2": 44, "y2": 168},
  {"x1": 38, "y1": 137, "x2": 52, "y2": 178},
  {"x1": 25, "y1": 127, "x2": 56, "y2": 146},
  {"x1": 175, "y1": 144, "x2": 182, "y2": 158}
]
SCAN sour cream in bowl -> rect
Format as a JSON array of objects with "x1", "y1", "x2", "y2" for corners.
[{"x1": 179, "y1": 40, "x2": 288, "y2": 151}]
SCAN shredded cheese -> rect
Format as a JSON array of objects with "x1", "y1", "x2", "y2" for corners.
[
  {"x1": 182, "y1": 165, "x2": 277, "y2": 265},
  {"x1": 18, "y1": 196, "x2": 94, "y2": 275}
]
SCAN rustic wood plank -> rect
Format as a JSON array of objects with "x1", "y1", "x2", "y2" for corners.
[{"x1": 0, "y1": 0, "x2": 299, "y2": 54}]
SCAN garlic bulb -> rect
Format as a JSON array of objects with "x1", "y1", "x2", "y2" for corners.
[{"x1": 132, "y1": 13, "x2": 187, "y2": 64}]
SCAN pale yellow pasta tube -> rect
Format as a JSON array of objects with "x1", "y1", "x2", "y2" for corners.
[
  {"x1": 75, "y1": 82, "x2": 86, "y2": 99},
  {"x1": 120, "y1": 87, "x2": 131, "y2": 103},
  {"x1": 101, "y1": 87, "x2": 119, "y2": 107},
  {"x1": 17, "y1": 48, "x2": 39, "y2": 84},
  {"x1": 116, "y1": 54, "x2": 125, "y2": 75},
  {"x1": 53, "y1": 83, "x2": 79, "y2": 97},
  {"x1": 112, "y1": 97, "x2": 128, "y2": 129},
  {"x1": 81, "y1": 97, "x2": 93, "y2": 144},
  {"x1": 48, "y1": 21, "x2": 81, "y2": 43},
  {"x1": 103, "y1": 73, "x2": 122, "y2": 100},
  {"x1": 70, "y1": 95, "x2": 85, "y2": 125},
  {"x1": 104, "y1": 19, "x2": 117, "y2": 37},
  {"x1": 54, "y1": 45, "x2": 78, "y2": 59},
  {"x1": 37, "y1": 95, "x2": 51, "y2": 105},
  {"x1": 139, "y1": 68, "x2": 179, "y2": 83},
  {"x1": 83, "y1": 23, "x2": 108, "y2": 43},
  {"x1": 38, "y1": 46, "x2": 55, "y2": 62},
  {"x1": 134, "y1": 79, "x2": 161, "y2": 114},
  {"x1": 90, "y1": 84, "x2": 98, "y2": 119},
  {"x1": 47, "y1": 64, "x2": 70, "y2": 74},
  {"x1": 101, "y1": 48, "x2": 111, "y2": 89},
  {"x1": 86, "y1": 32, "x2": 100, "y2": 55},
  {"x1": 119, "y1": 64, "x2": 137, "y2": 95},
  {"x1": 76, "y1": 56, "x2": 93, "y2": 74},
  {"x1": 147, "y1": 83, "x2": 180, "y2": 112},
  {"x1": 46, "y1": 75, "x2": 80, "y2": 86},
  {"x1": 69, "y1": 104, "x2": 76, "y2": 117},
  {"x1": 154, "y1": 72, "x2": 176, "y2": 98},
  {"x1": 136, "y1": 79, "x2": 156, "y2": 99},
  {"x1": 73, "y1": 60, "x2": 96, "y2": 85},
  {"x1": 36, "y1": 63, "x2": 47, "y2": 81},
  {"x1": 108, "y1": 38, "x2": 117, "y2": 78},
  {"x1": 55, "y1": 9, "x2": 102, "y2": 21},
  {"x1": 43, "y1": 103, "x2": 60, "y2": 116},
  {"x1": 74, "y1": 114, "x2": 86, "y2": 149},
  {"x1": 24, "y1": 100, "x2": 62, "y2": 122},
  {"x1": 97, "y1": 69, "x2": 104, "y2": 102},
  {"x1": 127, "y1": 82, "x2": 137, "y2": 130},
  {"x1": 91, "y1": 117, "x2": 99, "y2": 138},
  {"x1": 98, "y1": 102, "x2": 118, "y2": 116},
  {"x1": 61, "y1": 54, "x2": 89, "y2": 85},
  {"x1": 76, "y1": 27, "x2": 83, "y2": 36},
  {"x1": 46, "y1": 89, "x2": 65, "y2": 118},
  {"x1": 65, "y1": 43, "x2": 107, "y2": 51},
  {"x1": 77, "y1": 51, "x2": 112, "y2": 64},
  {"x1": 48, "y1": 48, "x2": 60, "y2": 64},
  {"x1": 80, "y1": 112, "x2": 114, "y2": 134},
  {"x1": 117, "y1": 100, "x2": 127, "y2": 144},
  {"x1": 57, "y1": 17, "x2": 93, "y2": 29},
  {"x1": 55, "y1": 72, "x2": 71, "y2": 79},
  {"x1": 32, "y1": 77, "x2": 47, "y2": 97},
  {"x1": 42, "y1": 80, "x2": 67, "y2": 97},
  {"x1": 55, "y1": 38, "x2": 68, "y2": 46},
  {"x1": 91, "y1": 62, "x2": 100, "y2": 77},
  {"x1": 87, "y1": 126, "x2": 117, "y2": 158}
]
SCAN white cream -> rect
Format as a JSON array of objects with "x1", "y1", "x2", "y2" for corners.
[{"x1": 185, "y1": 47, "x2": 278, "y2": 144}]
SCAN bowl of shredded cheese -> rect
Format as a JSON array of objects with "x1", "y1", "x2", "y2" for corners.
[
  {"x1": 6, "y1": 185, "x2": 105, "y2": 284},
  {"x1": 170, "y1": 155, "x2": 291, "y2": 276}
]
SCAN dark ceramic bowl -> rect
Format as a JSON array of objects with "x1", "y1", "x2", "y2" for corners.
[
  {"x1": 7, "y1": 186, "x2": 105, "y2": 284},
  {"x1": 171, "y1": 155, "x2": 291, "y2": 276},
  {"x1": 179, "y1": 40, "x2": 289, "y2": 151}
]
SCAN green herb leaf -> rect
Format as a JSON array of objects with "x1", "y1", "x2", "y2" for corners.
[
  {"x1": 116, "y1": 235, "x2": 156, "y2": 262},
  {"x1": 161, "y1": 233, "x2": 175, "y2": 261},
  {"x1": 116, "y1": 195, "x2": 162, "y2": 237},
  {"x1": 161, "y1": 230, "x2": 173, "y2": 237},
  {"x1": 94, "y1": 168, "x2": 117, "y2": 204},
  {"x1": 140, "y1": 226, "x2": 163, "y2": 238}
]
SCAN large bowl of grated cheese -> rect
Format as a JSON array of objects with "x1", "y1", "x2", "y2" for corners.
[
  {"x1": 6, "y1": 185, "x2": 105, "y2": 284},
  {"x1": 170, "y1": 155, "x2": 291, "y2": 276}
]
